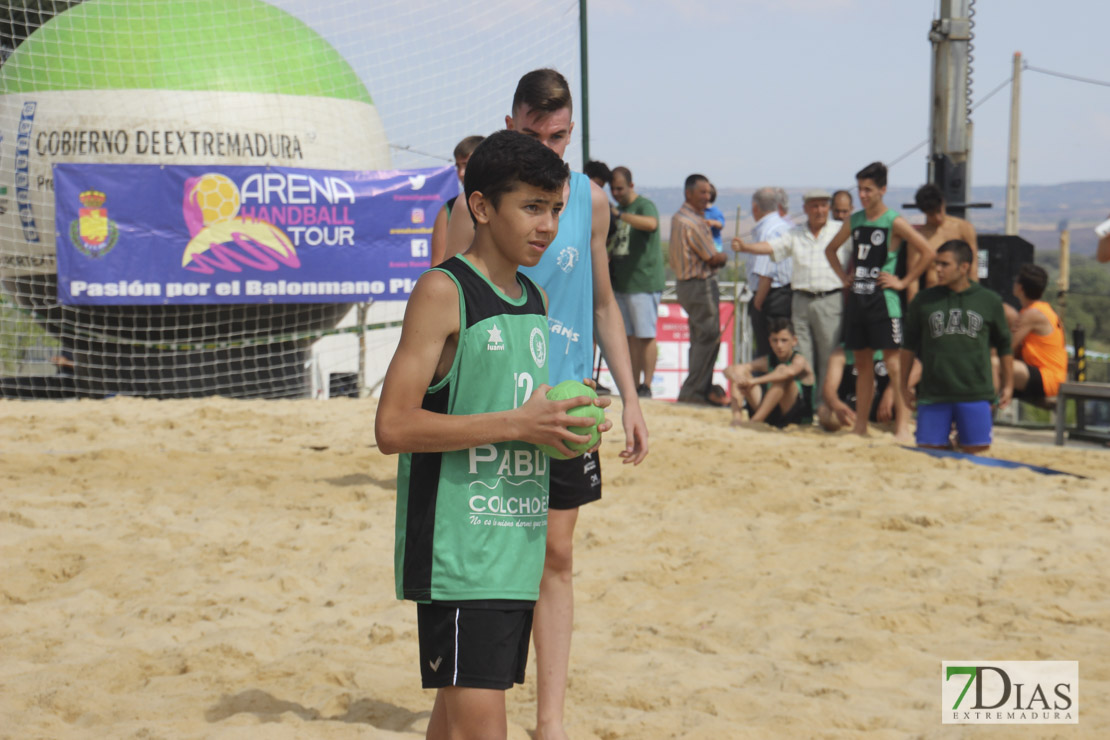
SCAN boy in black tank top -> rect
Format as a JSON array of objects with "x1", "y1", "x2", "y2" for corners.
[
  {"x1": 823, "y1": 161, "x2": 936, "y2": 443},
  {"x1": 725, "y1": 317, "x2": 814, "y2": 428}
]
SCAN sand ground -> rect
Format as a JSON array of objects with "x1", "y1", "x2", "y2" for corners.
[{"x1": 1, "y1": 396, "x2": 1107, "y2": 739}]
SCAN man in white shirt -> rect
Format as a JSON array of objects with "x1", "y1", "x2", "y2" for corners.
[
  {"x1": 734, "y1": 189, "x2": 847, "y2": 394},
  {"x1": 746, "y1": 186, "x2": 793, "y2": 358}
]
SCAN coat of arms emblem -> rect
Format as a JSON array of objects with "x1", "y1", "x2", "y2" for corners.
[{"x1": 69, "y1": 190, "x2": 119, "y2": 257}]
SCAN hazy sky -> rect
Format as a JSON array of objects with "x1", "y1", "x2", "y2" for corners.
[
  {"x1": 586, "y1": 0, "x2": 1110, "y2": 188},
  {"x1": 271, "y1": 0, "x2": 1107, "y2": 191}
]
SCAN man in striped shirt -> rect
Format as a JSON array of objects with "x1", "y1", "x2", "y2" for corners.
[{"x1": 671, "y1": 173, "x2": 729, "y2": 405}]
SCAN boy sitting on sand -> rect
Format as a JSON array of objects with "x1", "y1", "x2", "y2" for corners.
[
  {"x1": 374, "y1": 131, "x2": 610, "y2": 740},
  {"x1": 725, "y1": 317, "x2": 815, "y2": 428},
  {"x1": 818, "y1": 346, "x2": 925, "y2": 431}
]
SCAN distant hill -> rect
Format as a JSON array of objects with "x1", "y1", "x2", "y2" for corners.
[{"x1": 636, "y1": 181, "x2": 1109, "y2": 256}]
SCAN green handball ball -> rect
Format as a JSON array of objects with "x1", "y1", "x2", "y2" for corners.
[{"x1": 537, "y1": 380, "x2": 604, "y2": 460}]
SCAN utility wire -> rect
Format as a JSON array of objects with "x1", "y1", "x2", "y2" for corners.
[
  {"x1": 388, "y1": 144, "x2": 453, "y2": 162},
  {"x1": 886, "y1": 138, "x2": 929, "y2": 170},
  {"x1": 969, "y1": 75, "x2": 1012, "y2": 112},
  {"x1": 863, "y1": 61, "x2": 1108, "y2": 200},
  {"x1": 1024, "y1": 64, "x2": 1110, "y2": 89},
  {"x1": 884, "y1": 72, "x2": 1013, "y2": 173}
]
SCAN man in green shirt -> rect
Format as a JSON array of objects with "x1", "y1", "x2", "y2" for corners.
[
  {"x1": 902, "y1": 240, "x2": 1013, "y2": 453},
  {"x1": 608, "y1": 166, "x2": 663, "y2": 398}
]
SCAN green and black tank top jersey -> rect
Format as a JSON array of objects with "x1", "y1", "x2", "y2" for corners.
[
  {"x1": 848, "y1": 209, "x2": 902, "y2": 319},
  {"x1": 765, "y1": 349, "x2": 814, "y2": 421},
  {"x1": 395, "y1": 255, "x2": 550, "y2": 605}
]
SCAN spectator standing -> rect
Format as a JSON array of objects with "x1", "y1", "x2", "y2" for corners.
[
  {"x1": 747, "y1": 186, "x2": 793, "y2": 358},
  {"x1": 671, "y1": 174, "x2": 729, "y2": 405},
  {"x1": 831, "y1": 189, "x2": 854, "y2": 223},
  {"x1": 583, "y1": 159, "x2": 612, "y2": 188},
  {"x1": 705, "y1": 183, "x2": 725, "y2": 251},
  {"x1": 1096, "y1": 215, "x2": 1110, "y2": 262},
  {"x1": 733, "y1": 189, "x2": 847, "y2": 394},
  {"x1": 584, "y1": 160, "x2": 618, "y2": 245},
  {"x1": 775, "y1": 186, "x2": 790, "y2": 218},
  {"x1": 911, "y1": 183, "x2": 979, "y2": 300},
  {"x1": 430, "y1": 135, "x2": 484, "y2": 266},
  {"x1": 609, "y1": 166, "x2": 663, "y2": 398}
]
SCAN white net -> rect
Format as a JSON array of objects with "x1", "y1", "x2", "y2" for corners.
[{"x1": 0, "y1": 0, "x2": 581, "y2": 399}]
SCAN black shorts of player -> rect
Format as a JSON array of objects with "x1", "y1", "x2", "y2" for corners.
[
  {"x1": 1015, "y1": 364, "x2": 1047, "y2": 400},
  {"x1": 417, "y1": 601, "x2": 534, "y2": 690},
  {"x1": 766, "y1": 384, "x2": 814, "y2": 428},
  {"x1": 843, "y1": 316, "x2": 903, "y2": 351},
  {"x1": 837, "y1": 365, "x2": 891, "y2": 422},
  {"x1": 548, "y1": 452, "x2": 602, "y2": 510}
]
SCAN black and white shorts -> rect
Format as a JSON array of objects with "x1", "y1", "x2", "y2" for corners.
[
  {"x1": 416, "y1": 602, "x2": 534, "y2": 690},
  {"x1": 844, "y1": 316, "x2": 902, "y2": 351},
  {"x1": 549, "y1": 451, "x2": 602, "y2": 510}
]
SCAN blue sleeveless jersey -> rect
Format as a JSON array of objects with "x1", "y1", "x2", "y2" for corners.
[{"x1": 520, "y1": 170, "x2": 594, "y2": 384}]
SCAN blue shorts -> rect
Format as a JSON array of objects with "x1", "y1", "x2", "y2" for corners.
[
  {"x1": 916, "y1": 401, "x2": 993, "y2": 448},
  {"x1": 614, "y1": 292, "x2": 661, "y2": 338}
]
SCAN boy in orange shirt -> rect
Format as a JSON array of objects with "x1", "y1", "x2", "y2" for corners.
[{"x1": 1007, "y1": 264, "x2": 1067, "y2": 401}]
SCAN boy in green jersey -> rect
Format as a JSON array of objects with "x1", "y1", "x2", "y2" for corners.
[
  {"x1": 725, "y1": 317, "x2": 815, "y2": 428},
  {"x1": 824, "y1": 161, "x2": 936, "y2": 444},
  {"x1": 375, "y1": 131, "x2": 611, "y2": 740},
  {"x1": 902, "y1": 240, "x2": 1012, "y2": 452}
]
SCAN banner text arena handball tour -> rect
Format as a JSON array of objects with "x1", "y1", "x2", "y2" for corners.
[{"x1": 54, "y1": 163, "x2": 458, "y2": 305}]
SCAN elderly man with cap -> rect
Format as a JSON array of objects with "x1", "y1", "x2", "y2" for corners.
[{"x1": 732, "y1": 189, "x2": 848, "y2": 395}]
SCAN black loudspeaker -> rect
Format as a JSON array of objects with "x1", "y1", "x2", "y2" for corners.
[
  {"x1": 977, "y1": 234, "x2": 1035, "y2": 309},
  {"x1": 931, "y1": 154, "x2": 967, "y2": 211}
]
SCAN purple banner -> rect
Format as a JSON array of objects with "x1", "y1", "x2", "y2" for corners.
[{"x1": 54, "y1": 163, "x2": 458, "y2": 304}]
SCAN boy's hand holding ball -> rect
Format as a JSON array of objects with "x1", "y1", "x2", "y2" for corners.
[{"x1": 537, "y1": 379, "x2": 611, "y2": 459}]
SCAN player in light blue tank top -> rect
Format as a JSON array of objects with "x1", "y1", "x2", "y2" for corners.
[{"x1": 520, "y1": 170, "x2": 594, "y2": 384}]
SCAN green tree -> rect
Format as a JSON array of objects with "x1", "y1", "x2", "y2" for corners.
[{"x1": 1039, "y1": 254, "x2": 1110, "y2": 353}]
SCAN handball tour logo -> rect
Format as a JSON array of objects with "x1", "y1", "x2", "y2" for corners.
[
  {"x1": 181, "y1": 173, "x2": 298, "y2": 274},
  {"x1": 69, "y1": 190, "x2": 119, "y2": 258},
  {"x1": 179, "y1": 171, "x2": 356, "y2": 275}
]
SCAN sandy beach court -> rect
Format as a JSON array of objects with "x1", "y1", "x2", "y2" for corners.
[{"x1": 1, "y1": 396, "x2": 1107, "y2": 738}]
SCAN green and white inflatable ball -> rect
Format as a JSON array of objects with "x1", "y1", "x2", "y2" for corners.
[{"x1": 0, "y1": 0, "x2": 390, "y2": 279}]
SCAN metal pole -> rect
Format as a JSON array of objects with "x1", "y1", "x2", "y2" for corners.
[
  {"x1": 732, "y1": 205, "x2": 742, "y2": 365},
  {"x1": 1073, "y1": 327, "x2": 1086, "y2": 382},
  {"x1": 1073, "y1": 326, "x2": 1086, "y2": 431},
  {"x1": 1004, "y1": 52, "x2": 1022, "y2": 235},
  {"x1": 579, "y1": 0, "x2": 590, "y2": 164},
  {"x1": 928, "y1": 0, "x2": 973, "y2": 217},
  {"x1": 357, "y1": 302, "x2": 369, "y2": 398},
  {"x1": 1057, "y1": 228, "x2": 1070, "y2": 330}
]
